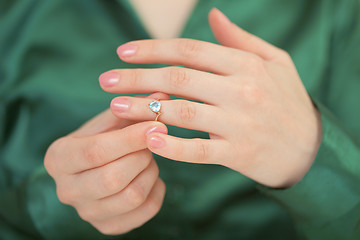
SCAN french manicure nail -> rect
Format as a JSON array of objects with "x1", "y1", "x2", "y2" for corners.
[
  {"x1": 99, "y1": 72, "x2": 119, "y2": 88},
  {"x1": 149, "y1": 136, "x2": 166, "y2": 148},
  {"x1": 117, "y1": 43, "x2": 137, "y2": 58},
  {"x1": 112, "y1": 98, "x2": 130, "y2": 112},
  {"x1": 146, "y1": 126, "x2": 167, "y2": 136}
]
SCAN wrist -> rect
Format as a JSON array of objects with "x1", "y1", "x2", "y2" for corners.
[{"x1": 282, "y1": 105, "x2": 323, "y2": 189}]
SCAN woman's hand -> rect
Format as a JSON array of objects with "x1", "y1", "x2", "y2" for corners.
[
  {"x1": 44, "y1": 93, "x2": 169, "y2": 235},
  {"x1": 99, "y1": 8, "x2": 322, "y2": 188}
]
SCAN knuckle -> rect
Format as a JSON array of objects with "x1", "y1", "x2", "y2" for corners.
[
  {"x1": 56, "y1": 184, "x2": 74, "y2": 205},
  {"x1": 95, "y1": 222, "x2": 126, "y2": 236},
  {"x1": 43, "y1": 151, "x2": 55, "y2": 176},
  {"x1": 145, "y1": 193, "x2": 163, "y2": 217},
  {"x1": 146, "y1": 159, "x2": 160, "y2": 179},
  {"x1": 172, "y1": 142, "x2": 184, "y2": 161},
  {"x1": 77, "y1": 206, "x2": 98, "y2": 222},
  {"x1": 244, "y1": 55, "x2": 266, "y2": 75},
  {"x1": 243, "y1": 83, "x2": 264, "y2": 105},
  {"x1": 279, "y1": 49, "x2": 290, "y2": 58},
  {"x1": 99, "y1": 169, "x2": 120, "y2": 194},
  {"x1": 158, "y1": 178, "x2": 166, "y2": 193},
  {"x1": 167, "y1": 67, "x2": 190, "y2": 89},
  {"x1": 128, "y1": 68, "x2": 141, "y2": 88},
  {"x1": 146, "y1": 40, "x2": 156, "y2": 56},
  {"x1": 176, "y1": 100, "x2": 196, "y2": 123},
  {"x1": 125, "y1": 183, "x2": 147, "y2": 208},
  {"x1": 44, "y1": 137, "x2": 66, "y2": 175},
  {"x1": 145, "y1": 149, "x2": 154, "y2": 162},
  {"x1": 278, "y1": 49, "x2": 293, "y2": 63},
  {"x1": 83, "y1": 138, "x2": 106, "y2": 167},
  {"x1": 235, "y1": 82, "x2": 264, "y2": 105},
  {"x1": 195, "y1": 140, "x2": 209, "y2": 163},
  {"x1": 151, "y1": 160, "x2": 160, "y2": 176},
  {"x1": 138, "y1": 147, "x2": 151, "y2": 157},
  {"x1": 146, "y1": 198, "x2": 162, "y2": 217},
  {"x1": 98, "y1": 227, "x2": 115, "y2": 236},
  {"x1": 177, "y1": 38, "x2": 201, "y2": 59},
  {"x1": 144, "y1": 179, "x2": 165, "y2": 217},
  {"x1": 138, "y1": 149, "x2": 153, "y2": 166}
]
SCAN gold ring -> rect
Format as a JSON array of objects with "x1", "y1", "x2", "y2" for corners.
[{"x1": 149, "y1": 99, "x2": 162, "y2": 121}]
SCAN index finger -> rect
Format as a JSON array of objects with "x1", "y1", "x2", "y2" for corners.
[{"x1": 63, "y1": 121, "x2": 167, "y2": 174}]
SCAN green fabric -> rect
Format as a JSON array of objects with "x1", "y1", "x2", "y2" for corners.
[{"x1": 0, "y1": 0, "x2": 359, "y2": 239}]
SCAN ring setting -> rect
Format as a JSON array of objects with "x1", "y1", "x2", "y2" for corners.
[{"x1": 149, "y1": 99, "x2": 162, "y2": 121}]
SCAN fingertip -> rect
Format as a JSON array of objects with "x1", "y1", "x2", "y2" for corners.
[
  {"x1": 111, "y1": 97, "x2": 130, "y2": 114},
  {"x1": 116, "y1": 43, "x2": 138, "y2": 59},
  {"x1": 145, "y1": 122, "x2": 168, "y2": 136},
  {"x1": 208, "y1": 7, "x2": 217, "y2": 24},
  {"x1": 209, "y1": 7, "x2": 231, "y2": 25},
  {"x1": 209, "y1": 7, "x2": 217, "y2": 16},
  {"x1": 99, "y1": 71, "x2": 119, "y2": 89},
  {"x1": 146, "y1": 133, "x2": 167, "y2": 149}
]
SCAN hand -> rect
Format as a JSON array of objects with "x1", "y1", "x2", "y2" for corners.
[
  {"x1": 99, "y1": 8, "x2": 322, "y2": 188},
  {"x1": 44, "y1": 93, "x2": 170, "y2": 235}
]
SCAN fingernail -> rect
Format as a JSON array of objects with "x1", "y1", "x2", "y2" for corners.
[
  {"x1": 112, "y1": 98, "x2": 130, "y2": 113},
  {"x1": 148, "y1": 136, "x2": 166, "y2": 148},
  {"x1": 146, "y1": 125, "x2": 167, "y2": 136},
  {"x1": 117, "y1": 43, "x2": 137, "y2": 58},
  {"x1": 99, "y1": 72, "x2": 119, "y2": 88}
]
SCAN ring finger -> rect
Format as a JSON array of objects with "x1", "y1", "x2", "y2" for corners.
[{"x1": 111, "y1": 97, "x2": 226, "y2": 135}]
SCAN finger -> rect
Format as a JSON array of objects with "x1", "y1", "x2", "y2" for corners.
[
  {"x1": 111, "y1": 97, "x2": 226, "y2": 135},
  {"x1": 77, "y1": 159, "x2": 159, "y2": 221},
  {"x1": 99, "y1": 66, "x2": 231, "y2": 104},
  {"x1": 69, "y1": 92, "x2": 170, "y2": 138},
  {"x1": 62, "y1": 121, "x2": 167, "y2": 174},
  {"x1": 147, "y1": 92, "x2": 171, "y2": 100},
  {"x1": 116, "y1": 38, "x2": 244, "y2": 76},
  {"x1": 69, "y1": 108, "x2": 134, "y2": 138},
  {"x1": 72, "y1": 149, "x2": 153, "y2": 200},
  {"x1": 90, "y1": 178, "x2": 166, "y2": 236},
  {"x1": 146, "y1": 133, "x2": 230, "y2": 165},
  {"x1": 208, "y1": 8, "x2": 290, "y2": 64},
  {"x1": 134, "y1": 92, "x2": 171, "y2": 101}
]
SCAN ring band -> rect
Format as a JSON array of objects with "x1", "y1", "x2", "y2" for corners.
[{"x1": 149, "y1": 99, "x2": 162, "y2": 121}]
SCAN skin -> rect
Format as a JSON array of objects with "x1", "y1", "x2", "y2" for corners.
[
  {"x1": 128, "y1": 0, "x2": 198, "y2": 39},
  {"x1": 103, "y1": 8, "x2": 322, "y2": 188},
  {"x1": 44, "y1": 8, "x2": 322, "y2": 235},
  {"x1": 44, "y1": 92, "x2": 169, "y2": 235}
]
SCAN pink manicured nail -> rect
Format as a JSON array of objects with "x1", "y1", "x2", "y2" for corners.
[
  {"x1": 146, "y1": 126, "x2": 167, "y2": 136},
  {"x1": 148, "y1": 136, "x2": 166, "y2": 148},
  {"x1": 117, "y1": 44, "x2": 137, "y2": 58},
  {"x1": 99, "y1": 72, "x2": 119, "y2": 88},
  {"x1": 112, "y1": 98, "x2": 130, "y2": 112}
]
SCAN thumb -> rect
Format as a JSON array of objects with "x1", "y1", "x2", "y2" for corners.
[
  {"x1": 70, "y1": 92, "x2": 171, "y2": 137},
  {"x1": 208, "y1": 8, "x2": 284, "y2": 61}
]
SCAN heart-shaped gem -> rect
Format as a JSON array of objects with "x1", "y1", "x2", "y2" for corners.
[{"x1": 149, "y1": 100, "x2": 161, "y2": 113}]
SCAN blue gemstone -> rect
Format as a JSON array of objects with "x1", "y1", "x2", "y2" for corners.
[{"x1": 149, "y1": 100, "x2": 161, "y2": 113}]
